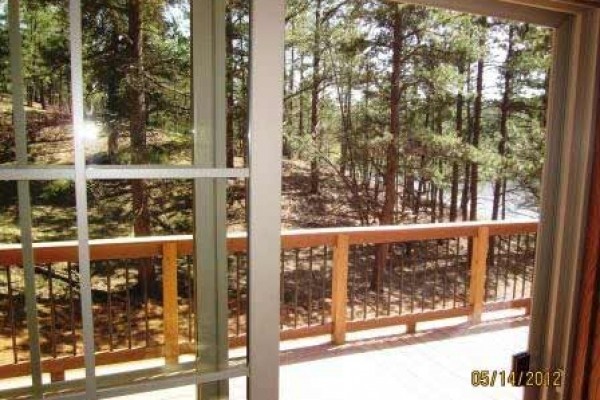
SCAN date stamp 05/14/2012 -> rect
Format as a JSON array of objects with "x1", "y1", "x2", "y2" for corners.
[{"x1": 471, "y1": 370, "x2": 564, "y2": 388}]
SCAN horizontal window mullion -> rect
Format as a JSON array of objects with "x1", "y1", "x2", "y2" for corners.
[
  {"x1": 0, "y1": 166, "x2": 76, "y2": 181},
  {"x1": 86, "y1": 165, "x2": 249, "y2": 180},
  {"x1": 0, "y1": 166, "x2": 249, "y2": 181}
]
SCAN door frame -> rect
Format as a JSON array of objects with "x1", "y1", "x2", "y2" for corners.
[{"x1": 569, "y1": 59, "x2": 600, "y2": 399}]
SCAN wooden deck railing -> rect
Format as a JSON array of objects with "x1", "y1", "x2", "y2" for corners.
[{"x1": 0, "y1": 220, "x2": 538, "y2": 382}]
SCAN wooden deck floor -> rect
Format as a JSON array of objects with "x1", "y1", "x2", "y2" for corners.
[
  {"x1": 114, "y1": 309, "x2": 530, "y2": 400},
  {"x1": 1, "y1": 310, "x2": 529, "y2": 399}
]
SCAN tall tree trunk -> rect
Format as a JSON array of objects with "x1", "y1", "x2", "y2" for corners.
[
  {"x1": 128, "y1": 0, "x2": 153, "y2": 286},
  {"x1": 285, "y1": 40, "x2": 295, "y2": 158},
  {"x1": 461, "y1": 58, "x2": 473, "y2": 221},
  {"x1": 501, "y1": 178, "x2": 507, "y2": 219},
  {"x1": 492, "y1": 24, "x2": 514, "y2": 221},
  {"x1": 340, "y1": 74, "x2": 352, "y2": 177},
  {"x1": 309, "y1": 0, "x2": 322, "y2": 194},
  {"x1": 374, "y1": 6, "x2": 403, "y2": 290},
  {"x1": 39, "y1": 83, "x2": 46, "y2": 110},
  {"x1": 107, "y1": 25, "x2": 120, "y2": 163},
  {"x1": 380, "y1": 7, "x2": 403, "y2": 226},
  {"x1": 297, "y1": 53, "x2": 305, "y2": 154},
  {"x1": 450, "y1": 59, "x2": 464, "y2": 222},
  {"x1": 461, "y1": 163, "x2": 470, "y2": 220},
  {"x1": 541, "y1": 33, "x2": 551, "y2": 129},
  {"x1": 469, "y1": 17, "x2": 487, "y2": 221}
]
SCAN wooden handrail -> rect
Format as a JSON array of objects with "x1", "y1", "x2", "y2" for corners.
[{"x1": 0, "y1": 220, "x2": 538, "y2": 265}]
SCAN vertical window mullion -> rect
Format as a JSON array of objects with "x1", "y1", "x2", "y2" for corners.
[
  {"x1": 8, "y1": 0, "x2": 43, "y2": 397},
  {"x1": 247, "y1": 0, "x2": 285, "y2": 399},
  {"x1": 192, "y1": 0, "x2": 230, "y2": 397},
  {"x1": 68, "y1": 0, "x2": 97, "y2": 397}
]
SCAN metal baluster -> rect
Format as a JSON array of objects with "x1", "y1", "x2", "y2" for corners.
[
  {"x1": 504, "y1": 236, "x2": 512, "y2": 301},
  {"x1": 242, "y1": 253, "x2": 247, "y2": 334},
  {"x1": 453, "y1": 239, "x2": 459, "y2": 308},
  {"x1": 107, "y1": 263, "x2": 113, "y2": 351},
  {"x1": 433, "y1": 240, "x2": 439, "y2": 310},
  {"x1": 322, "y1": 246, "x2": 327, "y2": 324},
  {"x1": 48, "y1": 264, "x2": 57, "y2": 358},
  {"x1": 294, "y1": 249, "x2": 300, "y2": 329},
  {"x1": 421, "y1": 242, "x2": 426, "y2": 312},
  {"x1": 463, "y1": 238, "x2": 468, "y2": 308},
  {"x1": 308, "y1": 248, "x2": 313, "y2": 327},
  {"x1": 513, "y1": 235, "x2": 521, "y2": 299},
  {"x1": 144, "y1": 260, "x2": 150, "y2": 347},
  {"x1": 191, "y1": 254, "x2": 197, "y2": 341},
  {"x1": 350, "y1": 246, "x2": 356, "y2": 320},
  {"x1": 410, "y1": 244, "x2": 416, "y2": 313},
  {"x1": 6, "y1": 265, "x2": 17, "y2": 363},
  {"x1": 521, "y1": 234, "x2": 530, "y2": 298},
  {"x1": 398, "y1": 245, "x2": 404, "y2": 315},
  {"x1": 530, "y1": 234, "x2": 537, "y2": 296},
  {"x1": 280, "y1": 250, "x2": 284, "y2": 329},
  {"x1": 125, "y1": 263, "x2": 132, "y2": 349},
  {"x1": 387, "y1": 245, "x2": 393, "y2": 316},
  {"x1": 237, "y1": 253, "x2": 242, "y2": 335},
  {"x1": 68, "y1": 263, "x2": 77, "y2": 355},
  {"x1": 492, "y1": 236, "x2": 499, "y2": 301},
  {"x1": 443, "y1": 240, "x2": 449, "y2": 309},
  {"x1": 186, "y1": 256, "x2": 192, "y2": 342},
  {"x1": 376, "y1": 246, "x2": 381, "y2": 318},
  {"x1": 363, "y1": 245, "x2": 368, "y2": 319}
]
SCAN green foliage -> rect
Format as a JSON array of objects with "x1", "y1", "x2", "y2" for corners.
[
  {"x1": 283, "y1": 0, "x2": 551, "y2": 222},
  {"x1": 0, "y1": 0, "x2": 552, "y2": 238}
]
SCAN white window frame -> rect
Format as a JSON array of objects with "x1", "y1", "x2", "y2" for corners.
[
  {"x1": 5, "y1": 0, "x2": 597, "y2": 399},
  {"x1": 1, "y1": 0, "x2": 284, "y2": 399}
]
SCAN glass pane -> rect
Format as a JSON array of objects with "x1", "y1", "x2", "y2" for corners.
[
  {"x1": 0, "y1": 180, "x2": 80, "y2": 396},
  {"x1": 86, "y1": 179, "x2": 247, "y2": 396},
  {"x1": 0, "y1": 187, "x2": 30, "y2": 393},
  {"x1": 0, "y1": 178, "x2": 248, "y2": 397},
  {"x1": 82, "y1": 0, "x2": 192, "y2": 166},
  {"x1": 280, "y1": 1, "x2": 551, "y2": 399},
  {"x1": 1, "y1": 0, "x2": 253, "y2": 396},
  {"x1": 0, "y1": 0, "x2": 73, "y2": 166},
  {"x1": 79, "y1": 0, "x2": 249, "y2": 168}
]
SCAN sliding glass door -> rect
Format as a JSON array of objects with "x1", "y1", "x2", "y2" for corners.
[{"x1": 0, "y1": 0, "x2": 283, "y2": 398}]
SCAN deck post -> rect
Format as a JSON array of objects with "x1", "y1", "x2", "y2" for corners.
[
  {"x1": 469, "y1": 227, "x2": 490, "y2": 324},
  {"x1": 332, "y1": 234, "x2": 350, "y2": 345},
  {"x1": 162, "y1": 242, "x2": 179, "y2": 366}
]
